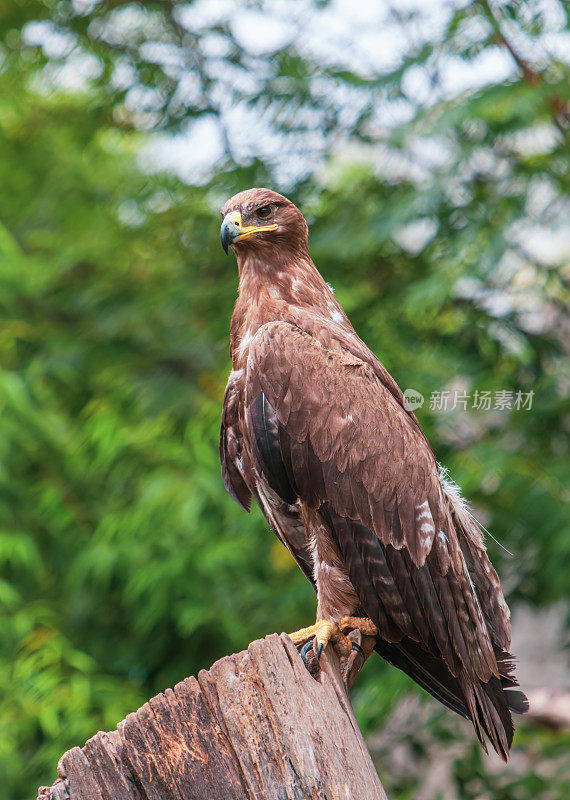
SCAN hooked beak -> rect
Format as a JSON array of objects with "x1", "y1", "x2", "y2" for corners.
[
  {"x1": 220, "y1": 211, "x2": 278, "y2": 254},
  {"x1": 220, "y1": 212, "x2": 241, "y2": 254}
]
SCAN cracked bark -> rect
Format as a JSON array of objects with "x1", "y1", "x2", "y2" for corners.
[{"x1": 37, "y1": 633, "x2": 388, "y2": 800}]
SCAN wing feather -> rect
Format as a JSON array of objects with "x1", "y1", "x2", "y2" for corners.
[{"x1": 220, "y1": 377, "x2": 252, "y2": 511}]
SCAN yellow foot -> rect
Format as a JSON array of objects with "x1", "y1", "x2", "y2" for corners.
[
  {"x1": 340, "y1": 616, "x2": 378, "y2": 637},
  {"x1": 288, "y1": 619, "x2": 352, "y2": 659}
]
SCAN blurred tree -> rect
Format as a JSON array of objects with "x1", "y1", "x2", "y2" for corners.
[
  {"x1": 0, "y1": 1, "x2": 569, "y2": 799},
  {"x1": 0, "y1": 48, "x2": 315, "y2": 799}
]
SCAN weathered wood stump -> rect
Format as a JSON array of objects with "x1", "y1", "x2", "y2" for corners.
[{"x1": 37, "y1": 633, "x2": 387, "y2": 800}]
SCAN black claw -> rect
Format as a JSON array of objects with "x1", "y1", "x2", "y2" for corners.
[
  {"x1": 317, "y1": 642, "x2": 324, "y2": 660},
  {"x1": 300, "y1": 640, "x2": 313, "y2": 667},
  {"x1": 351, "y1": 641, "x2": 365, "y2": 668}
]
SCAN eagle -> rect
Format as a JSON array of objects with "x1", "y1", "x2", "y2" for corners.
[{"x1": 219, "y1": 187, "x2": 527, "y2": 759}]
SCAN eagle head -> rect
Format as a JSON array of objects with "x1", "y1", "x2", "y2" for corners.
[{"x1": 220, "y1": 188, "x2": 308, "y2": 255}]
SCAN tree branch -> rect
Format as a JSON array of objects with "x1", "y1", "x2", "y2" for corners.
[{"x1": 478, "y1": 0, "x2": 570, "y2": 137}]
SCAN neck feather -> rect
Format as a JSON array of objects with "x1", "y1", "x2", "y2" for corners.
[{"x1": 229, "y1": 247, "x2": 352, "y2": 364}]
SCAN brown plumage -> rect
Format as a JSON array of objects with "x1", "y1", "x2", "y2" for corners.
[{"x1": 219, "y1": 187, "x2": 527, "y2": 759}]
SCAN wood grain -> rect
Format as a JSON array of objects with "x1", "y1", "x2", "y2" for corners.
[{"x1": 37, "y1": 634, "x2": 387, "y2": 800}]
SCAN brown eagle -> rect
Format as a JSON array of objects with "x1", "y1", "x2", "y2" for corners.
[{"x1": 219, "y1": 188, "x2": 527, "y2": 759}]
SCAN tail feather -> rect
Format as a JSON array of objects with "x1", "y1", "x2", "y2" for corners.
[
  {"x1": 374, "y1": 636, "x2": 527, "y2": 760},
  {"x1": 374, "y1": 637, "x2": 470, "y2": 720}
]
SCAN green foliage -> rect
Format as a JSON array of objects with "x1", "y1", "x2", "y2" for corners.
[
  {"x1": 0, "y1": 1, "x2": 569, "y2": 799},
  {"x1": 0, "y1": 69, "x2": 314, "y2": 799}
]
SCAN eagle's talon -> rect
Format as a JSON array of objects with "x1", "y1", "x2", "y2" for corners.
[
  {"x1": 289, "y1": 618, "x2": 352, "y2": 660},
  {"x1": 300, "y1": 640, "x2": 314, "y2": 667},
  {"x1": 351, "y1": 641, "x2": 365, "y2": 669}
]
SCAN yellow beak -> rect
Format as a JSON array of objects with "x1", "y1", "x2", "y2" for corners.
[{"x1": 220, "y1": 211, "x2": 278, "y2": 253}]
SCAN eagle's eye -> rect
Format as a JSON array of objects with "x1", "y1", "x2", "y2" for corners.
[{"x1": 256, "y1": 204, "x2": 273, "y2": 220}]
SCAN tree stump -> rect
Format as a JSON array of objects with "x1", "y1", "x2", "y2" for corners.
[{"x1": 37, "y1": 633, "x2": 387, "y2": 800}]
